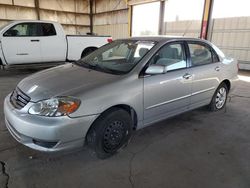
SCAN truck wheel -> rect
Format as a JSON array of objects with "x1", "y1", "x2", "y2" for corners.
[
  {"x1": 81, "y1": 47, "x2": 97, "y2": 58},
  {"x1": 0, "y1": 59, "x2": 4, "y2": 70},
  {"x1": 209, "y1": 83, "x2": 228, "y2": 111},
  {"x1": 87, "y1": 108, "x2": 132, "y2": 159}
]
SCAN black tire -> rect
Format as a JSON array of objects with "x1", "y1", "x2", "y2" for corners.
[
  {"x1": 81, "y1": 48, "x2": 97, "y2": 58},
  {"x1": 87, "y1": 108, "x2": 132, "y2": 159},
  {"x1": 209, "y1": 83, "x2": 228, "y2": 111}
]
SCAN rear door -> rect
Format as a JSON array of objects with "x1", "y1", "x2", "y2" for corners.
[
  {"x1": 1, "y1": 23, "x2": 42, "y2": 64},
  {"x1": 143, "y1": 42, "x2": 192, "y2": 125},
  {"x1": 187, "y1": 42, "x2": 221, "y2": 108},
  {"x1": 39, "y1": 23, "x2": 66, "y2": 62}
]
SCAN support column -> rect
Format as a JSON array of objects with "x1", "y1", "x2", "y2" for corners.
[
  {"x1": 200, "y1": 0, "x2": 213, "y2": 39},
  {"x1": 128, "y1": 5, "x2": 132, "y2": 36},
  {"x1": 89, "y1": 0, "x2": 93, "y2": 34},
  {"x1": 126, "y1": 0, "x2": 132, "y2": 37},
  {"x1": 158, "y1": 0, "x2": 165, "y2": 35},
  {"x1": 34, "y1": 0, "x2": 40, "y2": 20}
]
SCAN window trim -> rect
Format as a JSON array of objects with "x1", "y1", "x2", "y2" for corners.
[
  {"x1": 140, "y1": 41, "x2": 188, "y2": 77},
  {"x1": 186, "y1": 41, "x2": 220, "y2": 67},
  {"x1": 211, "y1": 48, "x2": 220, "y2": 63},
  {"x1": 3, "y1": 22, "x2": 57, "y2": 37}
]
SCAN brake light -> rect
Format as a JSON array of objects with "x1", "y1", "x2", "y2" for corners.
[{"x1": 107, "y1": 38, "x2": 113, "y2": 43}]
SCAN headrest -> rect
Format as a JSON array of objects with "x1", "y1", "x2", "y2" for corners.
[{"x1": 194, "y1": 49, "x2": 208, "y2": 56}]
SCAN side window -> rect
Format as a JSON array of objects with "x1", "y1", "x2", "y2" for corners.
[
  {"x1": 3, "y1": 23, "x2": 40, "y2": 37},
  {"x1": 188, "y1": 43, "x2": 213, "y2": 66},
  {"x1": 149, "y1": 43, "x2": 187, "y2": 71},
  {"x1": 41, "y1": 23, "x2": 56, "y2": 36}
]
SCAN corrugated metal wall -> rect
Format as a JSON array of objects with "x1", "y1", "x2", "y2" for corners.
[
  {"x1": 0, "y1": 0, "x2": 90, "y2": 34},
  {"x1": 93, "y1": 0, "x2": 129, "y2": 39},
  {"x1": 209, "y1": 17, "x2": 250, "y2": 67},
  {"x1": 0, "y1": 0, "x2": 130, "y2": 38},
  {"x1": 164, "y1": 20, "x2": 201, "y2": 38}
]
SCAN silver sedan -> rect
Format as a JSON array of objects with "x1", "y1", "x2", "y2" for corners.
[{"x1": 4, "y1": 37, "x2": 238, "y2": 158}]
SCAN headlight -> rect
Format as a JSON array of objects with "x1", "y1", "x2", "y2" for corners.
[{"x1": 28, "y1": 97, "x2": 81, "y2": 117}]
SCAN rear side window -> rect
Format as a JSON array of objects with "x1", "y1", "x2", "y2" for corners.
[
  {"x1": 41, "y1": 23, "x2": 56, "y2": 36},
  {"x1": 188, "y1": 43, "x2": 213, "y2": 66}
]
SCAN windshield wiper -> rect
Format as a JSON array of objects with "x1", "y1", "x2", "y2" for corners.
[
  {"x1": 73, "y1": 61, "x2": 96, "y2": 69},
  {"x1": 73, "y1": 61, "x2": 124, "y2": 75}
]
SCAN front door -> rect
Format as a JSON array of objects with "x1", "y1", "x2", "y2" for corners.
[
  {"x1": 143, "y1": 42, "x2": 192, "y2": 125},
  {"x1": 1, "y1": 22, "x2": 42, "y2": 64}
]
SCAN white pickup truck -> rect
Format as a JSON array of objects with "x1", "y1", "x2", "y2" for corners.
[{"x1": 0, "y1": 20, "x2": 111, "y2": 67}]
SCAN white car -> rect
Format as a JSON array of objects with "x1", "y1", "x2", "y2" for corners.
[{"x1": 0, "y1": 20, "x2": 112, "y2": 66}]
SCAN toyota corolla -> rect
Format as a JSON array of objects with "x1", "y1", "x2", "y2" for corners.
[{"x1": 4, "y1": 37, "x2": 238, "y2": 158}]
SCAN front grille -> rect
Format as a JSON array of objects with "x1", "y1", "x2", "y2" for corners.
[{"x1": 10, "y1": 87, "x2": 30, "y2": 109}]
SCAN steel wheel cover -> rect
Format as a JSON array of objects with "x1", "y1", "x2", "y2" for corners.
[{"x1": 103, "y1": 120, "x2": 126, "y2": 152}]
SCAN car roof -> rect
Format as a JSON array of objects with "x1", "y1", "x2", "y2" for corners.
[
  {"x1": 121, "y1": 36, "x2": 207, "y2": 43},
  {"x1": 118, "y1": 36, "x2": 225, "y2": 59}
]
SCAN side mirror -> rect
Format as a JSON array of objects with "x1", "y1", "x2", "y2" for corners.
[{"x1": 145, "y1": 64, "x2": 167, "y2": 75}]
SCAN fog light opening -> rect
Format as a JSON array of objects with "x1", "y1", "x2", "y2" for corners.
[{"x1": 32, "y1": 139, "x2": 58, "y2": 148}]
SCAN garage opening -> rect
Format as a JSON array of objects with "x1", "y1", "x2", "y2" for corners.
[
  {"x1": 132, "y1": 2, "x2": 160, "y2": 36},
  {"x1": 164, "y1": 0, "x2": 204, "y2": 37},
  {"x1": 209, "y1": 0, "x2": 250, "y2": 70}
]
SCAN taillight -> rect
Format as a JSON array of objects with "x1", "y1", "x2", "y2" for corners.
[{"x1": 107, "y1": 38, "x2": 113, "y2": 43}]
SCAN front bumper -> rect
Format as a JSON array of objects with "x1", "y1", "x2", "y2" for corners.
[{"x1": 4, "y1": 94, "x2": 98, "y2": 152}]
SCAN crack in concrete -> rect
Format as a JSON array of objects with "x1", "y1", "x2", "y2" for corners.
[
  {"x1": 128, "y1": 152, "x2": 135, "y2": 188},
  {"x1": 126, "y1": 122, "x2": 192, "y2": 188},
  {"x1": 228, "y1": 94, "x2": 250, "y2": 102},
  {"x1": 0, "y1": 145, "x2": 19, "y2": 153},
  {"x1": 0, "y1": 161, "x2": 9, "y2": 188},
  {"x1": 127, "y1": 136, "x2": 154, "y2": 188},
  {"x1": 226, "y1": 94, "x2": 250, "y2": 112}
]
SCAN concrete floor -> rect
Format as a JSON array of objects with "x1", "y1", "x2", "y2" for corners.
[{"x1": 0, "y1": 68, "x2": 250, "y2": 188}]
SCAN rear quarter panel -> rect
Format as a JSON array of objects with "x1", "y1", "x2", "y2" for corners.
[{"x1": 220, "y1": 57, "x2": 239, "y2": 91}]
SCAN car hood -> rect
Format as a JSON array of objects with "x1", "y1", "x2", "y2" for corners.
[{"x1": 17, "y1": 63, "x2": 118, "y2": 102}]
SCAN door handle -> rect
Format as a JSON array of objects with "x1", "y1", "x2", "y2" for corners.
[
  {"x1": 30, "y1": 39, "x2": 40, "y2": 42},
  {"x1": 183, "y1": 73, "x2": 192, "y2": 79},
  {"x1": 215, "y1": 66, "x2": 220, "y2": 71}
]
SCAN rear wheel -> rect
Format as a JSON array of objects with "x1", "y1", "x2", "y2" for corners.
[
  {"x1": 81, "y1": 47, "x2": 97, "y2": 58},
  {"x1": 209, "y1": 83, "x2": 228, "y2": 111},
  {"x1": 87, "y1": 108, "x2": 132, "y2": 159}
]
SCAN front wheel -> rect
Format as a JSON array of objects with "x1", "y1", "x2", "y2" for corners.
[
  {"x1": 209, "y1": 83, "x2": 228, "y2": 111},
  {"x1": 87, "y1": 108, "x2": 132, "y2": 159}
]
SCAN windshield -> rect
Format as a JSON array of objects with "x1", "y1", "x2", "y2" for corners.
[{"x1": 77, "y1": 40, "x2": 156, "y2": 75}]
